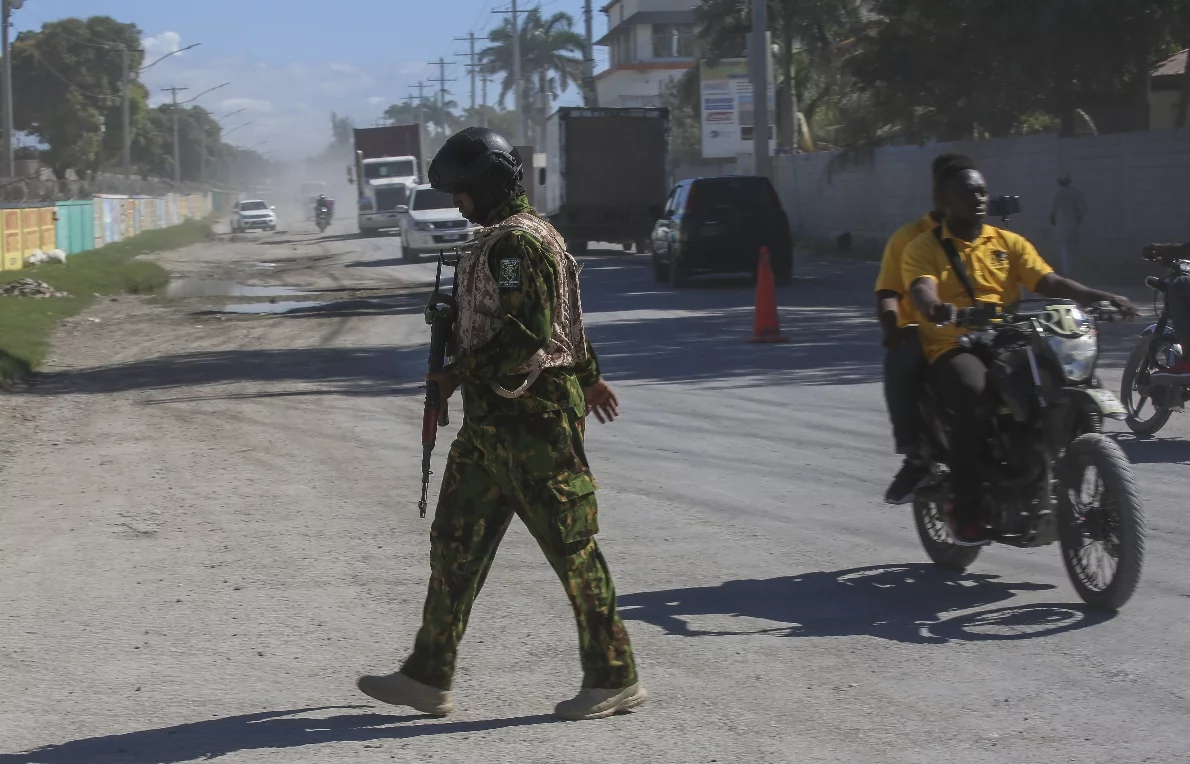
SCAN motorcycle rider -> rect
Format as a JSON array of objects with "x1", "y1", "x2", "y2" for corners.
[
  {"x1": 901, "y1": 157, "x2": 1137, "y2": 546},
  {"x1": 314, "y1": 194, "x2": 333, "y2": 223},
  {"x1": 1146, "y1": 243, "x2": 1190, "y2": 380},
  {"x1": 876, "y1": 153, "x2": 970, "y2": 505}
]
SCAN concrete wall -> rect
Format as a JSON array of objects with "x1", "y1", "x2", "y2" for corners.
[{"x1": 774, "y1": 129, "x2": 1190, "y2": 279}]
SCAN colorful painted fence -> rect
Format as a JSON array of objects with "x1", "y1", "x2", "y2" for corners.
[{"x1": 0, "y1": 192, "x2": 213, "y2": 271}]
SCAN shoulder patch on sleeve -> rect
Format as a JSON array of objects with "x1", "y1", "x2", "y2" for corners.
[{"x1": 497, "y1": 257, "x2": 521, "y2": 289}]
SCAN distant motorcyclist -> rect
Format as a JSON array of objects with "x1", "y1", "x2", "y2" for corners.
[
  {"x1": 901, "y1": 157, "x2": 1136, "y2": 546},
  {"x1": 314, "y1": 194, "x2": 334, "y2": 221},
  {"x1": 1146, "y1": 242, "x2": 1190, "y2": 379}
]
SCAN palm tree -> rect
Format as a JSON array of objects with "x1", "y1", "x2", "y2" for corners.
[{"x1": 481, "y1": 9, "x2": 585, "y2": 144}]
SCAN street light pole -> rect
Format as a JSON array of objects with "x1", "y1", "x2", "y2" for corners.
[
  {"x1": 122, "y1": 47, "x2": 131, "y2": 178},
  {"x1": 123, "y1": 42, "x2": 202, "y2": 179},
  {"x1": 162, "y1": 86, "x2": 188, "y2": 186},
  {"x1": 749, "y1": 0, "x2": 770, "y2": 180},
  {"x1": 2, "y1": 0, "x2": 23, "y2": 179}
]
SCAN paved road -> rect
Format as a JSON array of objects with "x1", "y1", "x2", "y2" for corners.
[{"x1": 2, "y1": 219, "x2": 1188, "y2": 764}]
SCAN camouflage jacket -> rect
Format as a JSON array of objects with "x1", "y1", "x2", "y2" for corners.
[{"x1": 443, "y1": 192, "x2": 602, "y2": 418}]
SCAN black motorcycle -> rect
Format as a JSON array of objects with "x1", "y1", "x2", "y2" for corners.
[
  {"x1": 912, "y1": 299, "x2": 1145, "y2": 611},
  {"x1": 1120, "y1": 243, "x2": 1190, "y2": 436},
  {"x1": 316, "y1": 207, "x2": 332, "y2": 234}
]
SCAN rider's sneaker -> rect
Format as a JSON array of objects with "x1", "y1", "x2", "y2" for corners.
[{"x1": 885, "y1": 457, "x2": 930, "y2": 505}]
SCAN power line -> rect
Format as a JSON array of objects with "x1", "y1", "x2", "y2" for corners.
[{"x1": 29, "y1": 48, "x2": 119, "y2": 100}]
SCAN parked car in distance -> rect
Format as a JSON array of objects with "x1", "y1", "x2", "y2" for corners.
[
  {"x1": 398, "y1": 184, "x2": 479, "y2": 260},
  {"x1": 231, "y1": 200, "x2": 277, "y2": 233},
  {"x1": 650, "y1": 176, "x2": 793, "y2": 287}
]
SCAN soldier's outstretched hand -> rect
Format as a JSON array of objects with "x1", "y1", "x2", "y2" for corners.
[{"x1": 584, "y1": 379, "x2": 619, "y2": 424}]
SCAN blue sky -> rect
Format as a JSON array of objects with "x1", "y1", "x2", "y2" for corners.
[{"x1": 14, "y1": 0, "x2": 610, "y2": 158}]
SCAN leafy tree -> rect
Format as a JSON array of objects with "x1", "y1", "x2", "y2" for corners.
[
  {"x1": 845, "y1": 0, "x2": 1190, "y2": 143},
  {"x1": 10, "y1": 16, "x2": 147, "y2": 177}
]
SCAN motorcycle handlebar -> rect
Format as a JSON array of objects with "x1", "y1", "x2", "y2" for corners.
[{"x1": 1143, "y1": 243, "x2": 1190, "y2": 266}]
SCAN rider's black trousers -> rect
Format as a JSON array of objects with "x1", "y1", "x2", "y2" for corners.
[
  {"x1": 1169, "y1": 275, "x2": 1190, "y2": 352},
  {"x1": 927, "y1": 348, "x2": 991, "y2": 523},
  {"x1": 883, "y1": 326, "x2": 924, "y2": 455}
]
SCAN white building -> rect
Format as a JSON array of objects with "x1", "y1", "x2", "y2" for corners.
[{"x1": 594, "y1": 0, "x2": 696, "y2": 108}]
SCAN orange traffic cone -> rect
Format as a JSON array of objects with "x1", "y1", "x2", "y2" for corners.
[{"x1": 749, "y1": 246, "x2": 789, "y2": 343}]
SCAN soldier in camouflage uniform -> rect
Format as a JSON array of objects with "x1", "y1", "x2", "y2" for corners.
[{"x1": 357, "y1": 127, "x2": 646, "y2": 721}]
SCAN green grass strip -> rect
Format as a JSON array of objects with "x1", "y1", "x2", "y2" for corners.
[{"x1": 0, "y1": 218, "x2": 212, "y2": 385}]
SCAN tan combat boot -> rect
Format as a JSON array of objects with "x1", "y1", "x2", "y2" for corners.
[
  {"x1": 554, "y1": 682, "x2": 648, "y2": 720},
  {"x1": 357, "y1": 671, "x2": 453, "y2": 716}
]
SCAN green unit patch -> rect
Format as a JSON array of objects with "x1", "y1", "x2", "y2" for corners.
[{"x1": 497, "y1": 257, "x2": 521, "y2": 288}]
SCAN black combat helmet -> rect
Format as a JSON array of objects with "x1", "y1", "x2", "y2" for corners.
[{"x1": 429, "y1": 127, "x2": 523, "y2": 192}]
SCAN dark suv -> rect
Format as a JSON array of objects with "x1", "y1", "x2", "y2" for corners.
[{"x1": 650, "y1": 176, "x2": 793, "y2": 287}]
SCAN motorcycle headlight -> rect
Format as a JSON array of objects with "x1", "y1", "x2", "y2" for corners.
[{"x1": 1048, "y1": 333, "x2": 1098, "y2": 383}]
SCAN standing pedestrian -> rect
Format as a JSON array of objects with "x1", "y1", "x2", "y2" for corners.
[
  {"x1": 1049, "y1": 172, "x2": 1087, "y2": 278},
  {"x1": 357, "y1": 127, "x2": 646, "y2": 721}
]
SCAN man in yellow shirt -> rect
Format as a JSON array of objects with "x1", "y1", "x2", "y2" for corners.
[
  {"x1": 875, "y1": 153, "x2": 969, "y2": 505},
  {"x1": 901, "y1": 157, "x2": 1136, "y2": 546}
]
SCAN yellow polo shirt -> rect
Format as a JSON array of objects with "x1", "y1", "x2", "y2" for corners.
[
  {"x1": 874, "y1": 212, "x2": 939, "y2": 328},
  {"x1": 901, "y1": 223, "x2": 1054, "y2": 363}
]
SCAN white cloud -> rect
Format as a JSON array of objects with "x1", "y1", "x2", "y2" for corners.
[
  {"x1": 368, "y1": 96, "x2": 386, "y2": 106},
  {"x1": 142, "y1": 31, "x2": 182, "y2": 56},
  {"x1": 328, "y1": 62, "x2": 358, "y2": 75}
]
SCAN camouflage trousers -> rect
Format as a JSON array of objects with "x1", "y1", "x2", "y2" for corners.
[{"x1": 400, "y1": 407, "x2": 638, "y2": 691}]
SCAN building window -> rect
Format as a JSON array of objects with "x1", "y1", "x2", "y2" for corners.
[
  {"x1": 610, "y1": 28, "x2": 636, "y2": 67},
  {"x1": 651, "y1": 24, "x2": 693, "y2": 59}
]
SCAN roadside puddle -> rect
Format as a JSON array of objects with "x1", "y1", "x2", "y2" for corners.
[{"x1": 166, "y1": 279, "x2": 311, "y2": 298}]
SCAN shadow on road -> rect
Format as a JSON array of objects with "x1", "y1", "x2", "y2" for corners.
[
  {"x1": 618, "y1": 563, "x2": 1113, "y2": 644},
  {"x1": 0, "y1": 707, "x2": 559, "y2": 764},
  {"x1": 29, "y1": 346, "x2": 425, "y2": 399},
  {"x1": 1111, "y1": 433, "x2": 1190, "y2": 464},
  {"x1": 23, "y1": 255, "x2": 887, "y2": 397},
  {"x1": 576, "y1": 258, "x2": 883, "y2": 387}
]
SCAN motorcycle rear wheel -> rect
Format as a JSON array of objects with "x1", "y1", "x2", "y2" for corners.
[
  {"x1": 1057, "y1": 434, "x2": 1145, "y2": 611},
  {"x1": 913, "y1": 494, "x2": 981, "y2": 571},
  {"x1": 1121, "y1": 337, "x2": 1173, "y2": 436}
]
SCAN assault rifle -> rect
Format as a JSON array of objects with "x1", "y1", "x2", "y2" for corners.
[{"x1": 420, "y1": 250, "x2": 458, "y2": 518}]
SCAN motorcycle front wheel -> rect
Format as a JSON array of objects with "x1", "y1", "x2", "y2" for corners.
[
  {"x1": 1057, "y1": 434, "x2": 1145, "y2": 611},
  {"x1": 1121, "y1": 337, "x2": 1173, "y2": 436},
  {"x1": 913, "y1": 494, "x2": 981, "y2": 571}
]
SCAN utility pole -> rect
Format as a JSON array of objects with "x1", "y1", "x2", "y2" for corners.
[
  {"x1": 494, "y1": 0, "x2": 525, "y2": 143},
  {"x1": 582, "y1": 0, "x2": 596, "y2": 107},
  {"x1": 1, "y1": 0, "x2": 20, "y2": 178},
  {"x1": 428, "y1": 58, "x2": 456, "y2": 137},
  {"x1": 480, "y1": 74, "x2": 491, "y2": 127},
  {"x1": 454, "y1": 32, "x2": 478, "y2": 111},
  {"x1": 163, "y1": 86, "x2": 189, "y2": 186},
  {"x1": 749, "y1": 0, "x2": 770, "y2": 180}
]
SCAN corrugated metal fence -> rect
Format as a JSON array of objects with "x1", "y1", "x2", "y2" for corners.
[{"x1": 0, "y1": 192, "x2": 212, "y2": 272}]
